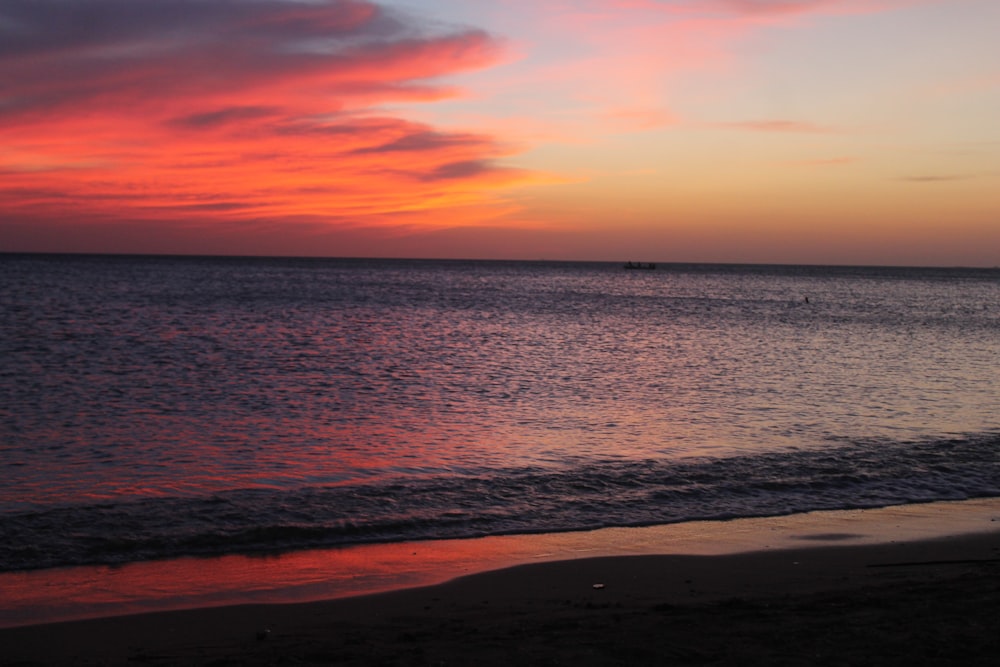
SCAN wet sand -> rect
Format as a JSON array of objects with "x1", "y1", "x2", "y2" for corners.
[{"x1": 4, "y1": 526, "x2": 1000, "y2": 666}]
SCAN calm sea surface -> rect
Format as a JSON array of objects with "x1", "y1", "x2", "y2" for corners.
[{"x1": 2, "y1": 254, "x2": 999, "y2": 572}]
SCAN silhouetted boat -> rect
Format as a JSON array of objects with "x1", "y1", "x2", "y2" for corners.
[{"x1": 624, "y1": 262, "x2": 656, "y2": 270}]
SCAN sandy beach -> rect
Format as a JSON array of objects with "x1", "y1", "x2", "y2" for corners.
[{"x1": 4, "y1": 508, "x2": 1000, "y2": 666}]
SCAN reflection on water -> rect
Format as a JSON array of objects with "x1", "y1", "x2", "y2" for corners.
[{"x1": 1, "y1": 256, "x2": 999, "y2": 571}]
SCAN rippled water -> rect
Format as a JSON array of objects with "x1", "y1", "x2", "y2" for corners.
[{"x1": 1, "y1": 255, "x2": 998, "y2": 571}]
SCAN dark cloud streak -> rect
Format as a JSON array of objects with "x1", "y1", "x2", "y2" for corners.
[
  {"x1": 353, "y1": 130, "x2": 489, "y2": 155},
  {"x1": 422, "y1": 160, "x2": 505, "y2": 182},
  {"x1": 0, "y1": 0, "x2": 500, "y2": 122},
  {"x1": 0, "y1": 0, "x2": 384, "y2": 56},
  {"x1": 901, "y1": 174, "x2": 971, "y2": 183},
  {"x1": 168, "y1": 106, "x2": 284, "y2": 130}
]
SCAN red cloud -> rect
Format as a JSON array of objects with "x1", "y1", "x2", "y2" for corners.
[
  {"x1": 0, "y1": 0, "x2": 536, "y2": 238},
  {"x1": 1, "y1": 1, "x2": 502, "y2": 120}
]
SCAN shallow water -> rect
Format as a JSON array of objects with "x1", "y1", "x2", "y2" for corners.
[
  {"x1": 2, "y1": 255, "x2": 999, "y2": 571},
  {"x1": 4, "y1": 498, "x2": 1000, "y2": 629}
]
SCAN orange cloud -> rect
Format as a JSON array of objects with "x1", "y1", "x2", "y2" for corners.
[{"x1": 0, "y1": 0, "x2": 541, "y2": 239}]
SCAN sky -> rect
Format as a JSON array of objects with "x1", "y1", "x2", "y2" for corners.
[{"x1": 1, "y1": 0, "x2": 998, "y2": 265}]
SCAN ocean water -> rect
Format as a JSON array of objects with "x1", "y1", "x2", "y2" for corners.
[{"x1": 2, "y1": 254, "x2": 999, "y2": 573}]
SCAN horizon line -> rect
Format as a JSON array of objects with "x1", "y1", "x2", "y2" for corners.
[{"x1": 2, "y1": 250, "x2": 997, "y2": 272}]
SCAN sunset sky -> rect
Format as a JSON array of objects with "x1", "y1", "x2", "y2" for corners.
[{"x1": 1, "y1": 0, "x2": 998, "y2": 265}]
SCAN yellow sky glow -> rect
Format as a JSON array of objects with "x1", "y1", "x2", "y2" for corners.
[{"x1": 0, "y1": 0, "x2": 997, "y2": 265}]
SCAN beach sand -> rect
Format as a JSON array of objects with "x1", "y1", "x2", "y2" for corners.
[{"x1": 4, "y1": 526, "x2": 1000, "y2": 666}]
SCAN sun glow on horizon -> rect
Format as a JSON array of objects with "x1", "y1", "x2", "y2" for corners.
[{"x1": 1, "y1": 0, "x2": 998, "y2": 266}]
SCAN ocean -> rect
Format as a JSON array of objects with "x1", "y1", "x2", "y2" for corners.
[{"x1": 2, "y1": 254, "x2": 999, "y2": 574}]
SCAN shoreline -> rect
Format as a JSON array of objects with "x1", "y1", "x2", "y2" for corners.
[
  {"x1": 2, "y1": 498, "x2": 1000, "y2": 632},
  {"x1": 4, "y1": 525, "x2": 1000, "y2": 665}
]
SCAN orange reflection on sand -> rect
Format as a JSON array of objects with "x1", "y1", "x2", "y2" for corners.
[
  {"x1": 0, "y1": 538, "x2": 516, "y2": 629},
  {"x1": 4, "y1": 499, "x2": 1000, "y2": 630}
]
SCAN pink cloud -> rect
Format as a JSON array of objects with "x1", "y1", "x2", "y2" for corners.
[
  {"x1": 0, "y1": 0, "x2": 543, "y2": 236},
  {"x1": 606, "y1": 0, "x2": 932, "y2": 18},
  {"x1": 716, "y1": 119, "x2": 838, "y2": 133},
  {"x1": 601, "y1": 108, "x2": 679, "y2": 130},
  {"x1": 474, "y1": 0, "x2": 931, "y2": 142}
]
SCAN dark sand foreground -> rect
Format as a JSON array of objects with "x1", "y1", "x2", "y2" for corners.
[{"x1": 4, "y1": 530, "x2": 1000, "y2": 666}]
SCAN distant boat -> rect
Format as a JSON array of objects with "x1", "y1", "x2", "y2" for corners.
[{"x1": 624, "y1": 261, "x2": 656, "y2": 270}]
